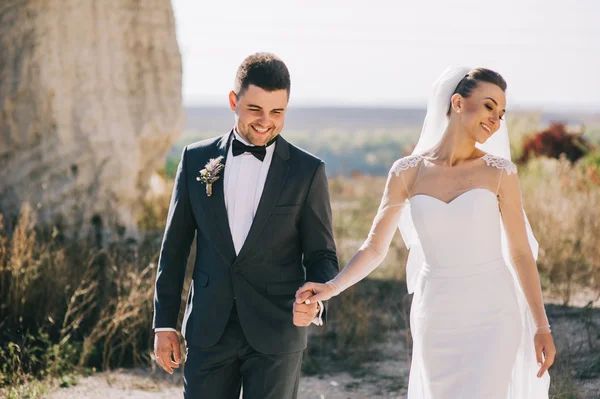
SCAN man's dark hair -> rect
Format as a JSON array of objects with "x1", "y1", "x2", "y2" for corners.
[{"x1": 234, "y1": 52, "x2": 291, "y2": 97}]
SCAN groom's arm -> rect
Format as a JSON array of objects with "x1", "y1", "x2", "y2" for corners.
[
  {"x1": 153, "y1": 146, "x2": 197, "y2": 331},
  {"x1": 299, "y1": 161, "x2": 339, "y2": 325}
]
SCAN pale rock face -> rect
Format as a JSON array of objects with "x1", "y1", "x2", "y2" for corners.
[{"x1": 0, "y1": 0, "x2": 184, "y2": 240}]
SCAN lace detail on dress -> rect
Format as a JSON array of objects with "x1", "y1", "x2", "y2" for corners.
[
  {"x1": 390, "y1": 154, "x2": 423, "y2": 176},
  {"x1": 482, "y1": 154, "x2": 517, "y2": 175}
]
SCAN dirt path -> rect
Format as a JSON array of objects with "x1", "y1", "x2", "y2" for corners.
[
  {"x1": 42, "y1": 304, "x2": 600, "y2": 399},
  {"x1": 41, "y1": 368, "x2": 407, "y2": 399},
  {"x1": 42, "y1": 329, "x2": 410, "y2": 399}
]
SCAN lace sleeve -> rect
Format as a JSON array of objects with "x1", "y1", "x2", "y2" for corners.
[
  {"x1": 498, "y1": 166, "x2": 551, "y2": 334},
  {"x1": 326, "y1": 156, "x2": 418, "y2": 295}
]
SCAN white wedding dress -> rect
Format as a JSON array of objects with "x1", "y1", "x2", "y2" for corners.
[{"x1": 327, "y1": 153, "x2": 551, "y2": 398}]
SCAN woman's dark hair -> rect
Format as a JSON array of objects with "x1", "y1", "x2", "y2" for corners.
[
  {"x1": 448, "y1": 68, "x2": 507, "y2": 115},
  {"x1": 234, "y1": 52, "x2": 291, "y2": 98}
]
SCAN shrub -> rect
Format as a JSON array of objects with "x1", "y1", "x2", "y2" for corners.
[{"x1": 520, "y1": 122, "x2": 593, "y2": 163}]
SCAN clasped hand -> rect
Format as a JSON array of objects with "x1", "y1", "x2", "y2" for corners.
[
  {"x1": 293, "y1": 282, "x2": 336, "y2": 326},
  {"x1": 292, "y1": 292, "x2": 320, "y2": 326}
]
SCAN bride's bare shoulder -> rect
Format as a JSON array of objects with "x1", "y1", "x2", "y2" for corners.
[{"x1": 390, "y1": 154, "x2": 424, "y2": 177}]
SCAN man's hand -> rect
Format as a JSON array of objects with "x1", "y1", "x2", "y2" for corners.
[
  {"x1": 154, "y1": 331, "x2": 182, "y2": 374},
  {"x1": 293, "y1": 299, "x2": 320, "y2": 326}
]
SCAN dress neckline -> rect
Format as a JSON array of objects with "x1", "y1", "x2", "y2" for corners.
[
  {"x1": 421, "y1": 153, "x2": 488, "y2": 168},
  {"x1": 410, "y1": 187, "x2": 497, "y2": 206}
]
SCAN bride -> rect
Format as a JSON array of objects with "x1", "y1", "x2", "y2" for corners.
[{"x1": 296, "y1": 67, "x2": 556, "y2": 398}]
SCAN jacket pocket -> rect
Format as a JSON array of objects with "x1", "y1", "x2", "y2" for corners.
[
  {"x1": 265, "y1": 279, "x2": 305, "y2": 295},
  {"x1": 195, "y1": 270, "x2": 209, "y2": 287}
]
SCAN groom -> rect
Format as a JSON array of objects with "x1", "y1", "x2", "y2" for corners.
[{"x1": 153, "y1": 52, "x2": 339, "y2": 398}]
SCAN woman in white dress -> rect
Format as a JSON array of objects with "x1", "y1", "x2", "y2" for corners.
[{"x1": 296, "y1": 67, "x2": 556, "y2": 398}]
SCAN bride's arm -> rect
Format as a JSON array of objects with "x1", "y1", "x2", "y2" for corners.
[
  {"x1": 498, "y1": 167, "x2": 557, "y2": 377},
  {"x1": 497, "y1": 169, "x2": 551, "y2": 334},
  {"x1": 299, "y1": 163, "x2": 411, "y2": 302}
]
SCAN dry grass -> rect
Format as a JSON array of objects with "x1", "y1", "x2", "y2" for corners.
[
  {"x1": 0, "y1": 205, "x2": 163, "y2": 391},
  {"x1": 521, "y1": 157, "x2": 600, "y2": 306}
]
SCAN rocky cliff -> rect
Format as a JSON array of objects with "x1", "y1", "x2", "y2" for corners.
[{"x1": 0, "y1": 0, "x2": 183, "y2": 240}]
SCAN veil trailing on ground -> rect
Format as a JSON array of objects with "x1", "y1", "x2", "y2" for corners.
[{"x1": 401, "y1": 66, "x2": 550, "y2": 397}]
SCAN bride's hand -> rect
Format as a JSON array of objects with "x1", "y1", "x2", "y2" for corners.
[
  {"x1": 295, "y1": 282, "x2": 335, "y2": 304},
  {"x1": 534, "y1": 332, "x2": 556, "y2": 378}
]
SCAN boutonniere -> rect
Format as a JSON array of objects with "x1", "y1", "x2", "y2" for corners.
[{"x1": 196, "y1": 156, "x2": 225, "y2": 197}]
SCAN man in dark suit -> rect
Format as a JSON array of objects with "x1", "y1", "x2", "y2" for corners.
[{"x1": 153, "y1": 52, "x2": 339, "y2": 398}]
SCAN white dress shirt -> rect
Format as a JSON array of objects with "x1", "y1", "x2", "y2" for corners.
[
  {"x1": 156, "y1": 130, "x2": 323, "y2": 332},
  {"x1": 224, "y1": 130, "x2": 276, "y2": 255}
]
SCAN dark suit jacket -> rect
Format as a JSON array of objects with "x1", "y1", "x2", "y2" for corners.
[{"x1": 153, "y1": 132, "x2": 339, "y2": 354}]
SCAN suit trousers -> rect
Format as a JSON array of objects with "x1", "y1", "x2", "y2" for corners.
[{"x1": 183, "y1": 302, "x2": 303, "y2": 399}]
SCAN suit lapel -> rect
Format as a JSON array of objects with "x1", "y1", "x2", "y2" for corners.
[
  {"x1": 200, "y1": 132, "x2": 236, "y2": 262},
  {"x1": 236, "y1": 136, "x2": 291, "y2": 262}
]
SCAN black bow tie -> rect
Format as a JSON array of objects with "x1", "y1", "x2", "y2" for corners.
[{"x1": 231, "y1": 137, "x2": 276, "y2": 161}]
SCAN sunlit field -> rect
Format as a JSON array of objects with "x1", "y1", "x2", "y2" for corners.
[{"x1": 2, "y1": 113, "x2": 599, "y2": 398}]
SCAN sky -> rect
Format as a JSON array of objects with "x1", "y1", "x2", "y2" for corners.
[{"x1": 172, "y1": 0, "x2": 599, "y2": 111}]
